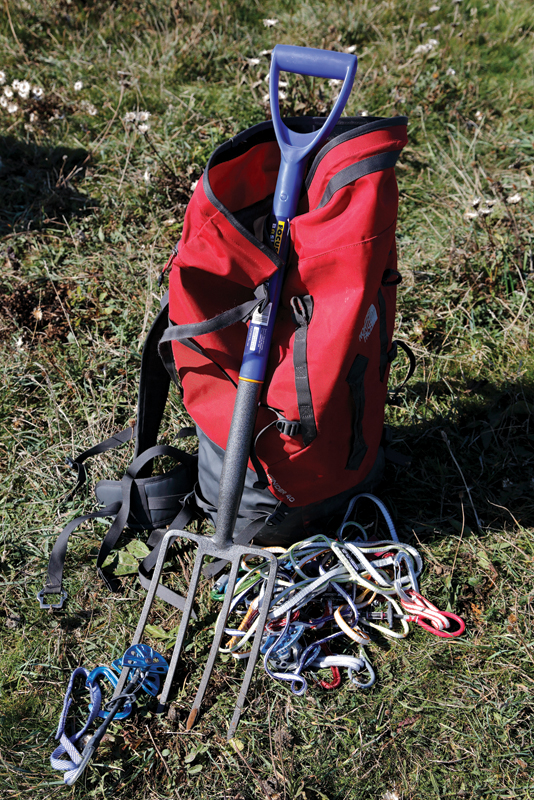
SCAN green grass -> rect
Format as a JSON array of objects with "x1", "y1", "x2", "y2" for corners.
[{"x1": 1, "y1": 0, "x2": 533, "y2": 798}]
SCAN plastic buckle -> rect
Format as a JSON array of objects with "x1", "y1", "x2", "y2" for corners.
[
  {"x1": 276, "y1": 419, "x2": 301, "y2": 437},
  {"x1": 37, "y1": 588, "x2": 68, "y2": 609},
  {"x1": 266, "y1": 502, "x2": 290, "y2": 527}
]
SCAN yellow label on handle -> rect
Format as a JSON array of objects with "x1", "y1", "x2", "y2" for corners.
[{"x1": 273, "y1": 220, "x2": 285, "y2": 254}]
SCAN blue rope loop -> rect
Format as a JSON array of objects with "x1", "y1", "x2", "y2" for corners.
[{"x1": 50, "y1": 667, "x2": 102, "y2": 776}]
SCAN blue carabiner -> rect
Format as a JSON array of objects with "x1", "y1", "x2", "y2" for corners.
[{"x1": 86, "y1": 665, "x2": 132, "y2": 719}]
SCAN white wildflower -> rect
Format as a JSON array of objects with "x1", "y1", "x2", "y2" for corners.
[
  {"x1": 0, "y1": 70, "x2": 5, "y2": 85},
  {"x1": 259, "y1": 49, "x2": 272, "y2": 56},
  {"x1": 471, "y1": 197, "x2": 481, "y2": 207},
  {"x1": 479, "y1": 206, "x2": 493, "y2": 216},
  {"x1": 4, "y1": 86, "x2": 14, "y2": 98},
  {"x1": 262, "y1": 93, "x2": 270, "y2": 103},
  {"x1": 29, "y1": 111, "x2": 38, "y2": 122},
  {"x1": 143, "y1": 168, "x2": 151, "y2": 184},
  {"x1": 446, "y1": 67, "x2": 456, "y2": 76},
  {"x1": 32, "y1": 86, "x2": 44, "y2": 98},
  {"x1": 413, "y1": 44, "x2": 431, "y2": 55},
  {"x1": 16, "y1": 336, "x2": 24, "y2": 350},
  {"x1": 245, "y1": 57, "x2": 260, "y2": 66},
  {"x1": 475, "y1": 110, "x2": 483, "y2": 120},
  {"x1": 329, "y1": 79, "x2": 342, "y2": 87},
  {"x1": 80, "y1": 100, "x2": 97, "y2": 115},
  {"x1": 190, "y1": 180, "x2": 198, "y2": 192},
  {"x1": 0, "y1": 96, "x2": 7, "y2": 108},
  {"x1": 12, "y1": 79, "x2": 20, "y2": 90},
  {"x1": 381, "y1": 791, "x2": 400, "y2": 800},
  {"x1": 74, "y1": 80, "x2": 83, "y2": 91},
  {"x1": 464, "y1": 210, "x2": 479, "y2": 219},
  {"x1": 345, "y1": 45, "x2": 357, "y2": 53},
  {"x1": 433, "y1": 24, "x2": 442, "y2": 31},
  {"x1": 414, "y1": 39, "x2": 439, "y2": 55},
  {"x1": 507, "y1": 192, "x2": 522, "y2": 205},
  {"x1": 138, "y1": 123, "x2": 149, "y2": 134},
  {"x1": 262, "y1": 18, "x2": 278, "y2": 27},
  {"x1": 485, "y1": 199, "x2": 497, "y2": 207},
  {"x1": 7, "y1": 102, "x2": 18, "y2": 113},
  {"x1": 429, "y1": 4, "x2": 441, "y2": 10},
  {"x1": 418, "y1": 22, "x2": 428, "y2": 29},
  {"x1": 124, "y1": 111, "x2": 137, "y2": 123},
  {"x1": 137, "y1": 111, "x2": 151, "y2": 122},
  {"x1": 17, "y1": 80, "x2": 30, "y2": 99},
  {"x1": 360, "y1": 110, "x2": 369, "y2": 117}
]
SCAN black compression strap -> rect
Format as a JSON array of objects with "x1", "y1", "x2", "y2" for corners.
[
  {"x1": 158, "y1": 287, "x2": 267, "y2": 387},
  {"x1": 41, "y1": 502, "x2": 121, "y2": 596},
  {"x1": 95, "y1": 445, "x2": 196, "y2": 583},
  {"x1": 346, "y1": 354, "x2": 369, "y2": 471},
  {"x1": 290, "y1": 296, "x2": 317, "y2": 446},
  {"x1": 377, "y1": 289, "x2": 389, "y2": 382},
  {"x1": 315, "y1": 150, "x2": 401, "y2": 210},
  {"x1": 387, "y1": 340, "x2": 416, "y2": 399}
]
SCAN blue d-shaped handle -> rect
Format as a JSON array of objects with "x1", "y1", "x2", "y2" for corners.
[
  {"x1": 269, "y1": 45, "x2": 358, "y2": 196},
  {"x1": 271, "y1": 44, "x2": 357, "y2": 81}
]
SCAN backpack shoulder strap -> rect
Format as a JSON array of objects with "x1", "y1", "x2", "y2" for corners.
[{"x1": 134, "y1": 296, "x2": 171, "y2": 471}]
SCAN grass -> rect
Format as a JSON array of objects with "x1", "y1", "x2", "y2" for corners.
[{"x1": 0, "y1": 0, "x2": 533, "y2": 798}]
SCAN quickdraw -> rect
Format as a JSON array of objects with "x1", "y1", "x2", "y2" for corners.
[{"x1": 213, "y1": 494, "x2": 465, "y2": 694}]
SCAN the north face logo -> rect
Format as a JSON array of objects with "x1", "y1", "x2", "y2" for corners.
[{"x1": 359, "y1": 304, "x2": 378, "y2": 342}]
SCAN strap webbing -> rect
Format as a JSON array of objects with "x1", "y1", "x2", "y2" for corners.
[
  {"x1": 137, "y1": 501, "x2": 197, "y2": 615},
  {"x1": 63, "y1": 428, "x2": 136, "y2": 503},
  {"x1": 387, "y1": 340, "x2": 416, "y2": 399},
  {"x1": 315, "y1": 150, "x2": 402, "y2": 210},
  {"x1": 158, "y1": 285, "x2": 268, "y2": 386},
  {"x1": 290, "y1": 295, "x2": 317, "y2": 446},
  {"x1": 377, "y1": 288, "x2": 389, "y2": 382},
  {"x1": 41, "y1": 443, "x2": 196, "y2": 605},
  {"x1": 202, "y1": 516, "x2": 269, "y2": 579},
  {"x1": 50, "y1": 667, "x2": 102, "y2": 777},
  {"x1": 134, "y1": 302, "x2": 172, "y2": 476}
]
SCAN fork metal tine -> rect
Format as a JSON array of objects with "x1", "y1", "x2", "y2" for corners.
[
  {"x1": 116, "y1": 526, "x2": 279, "y2": 736},
  {"x1": 157, "y1": 530, "x2": 208, "y2": 710},
  {"x1": 227, "y1": 548, "x2": 278, "y2": 740},
  {"x1": 185, "y1": 555, "x2": 241, "y2": 729}
]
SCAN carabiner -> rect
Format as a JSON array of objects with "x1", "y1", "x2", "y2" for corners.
[{"x1": 414, "y1": 611, "x2": 466, "y2": 638}]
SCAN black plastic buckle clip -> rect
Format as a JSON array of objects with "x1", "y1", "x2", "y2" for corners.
[
  {"x1": 275, "y1": 419, "x2": 301, "y2": 437},
  {"x1": 37, "y1": 588, "x2": 68, "y2": 609},
  {"x1": 266, "y1": 502, "x2": 290, "y2": 527}
]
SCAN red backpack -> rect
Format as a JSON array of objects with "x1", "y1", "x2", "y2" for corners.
[
  {"x1": 159, "y1": 114, "x2": 409, "y2": 545},
  {"x1": 40, "y1": 114, "x2": 411, "y2": 609}
]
